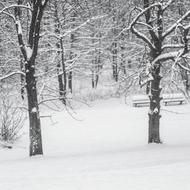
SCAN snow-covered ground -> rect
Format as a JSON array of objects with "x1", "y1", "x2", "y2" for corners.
[{"x1": 1, "y1": 98, "x2": 190, "y2": 190}]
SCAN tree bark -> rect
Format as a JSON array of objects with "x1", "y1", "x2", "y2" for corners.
[
  {"x1": 25, "y1": 59, "x2": 43, "y2": 156},
  {"x1": 112, "y1": 41, "x2": 118, "y2": 82},
  {"x1": 61, "y1": 38, "x2": 67, "y2": 104},
  {"x1": 148, "y1": 65, "x2": 162, "y2": 143},
  {"x1": 68, "y1": 70, "x2": 73, "y2": 93},
  {"x1": 20, "y1": 54, "x2": 25, "y2": 100},
  {"x1": 68, "y1": 32, "x2": 74, "y2": 93}
]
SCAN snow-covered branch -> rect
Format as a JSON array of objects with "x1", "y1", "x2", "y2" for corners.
[
  {"x1": 131, "y1": 26, "x2": 156, "y2": 50},
  {"x1": 0, "y1": 9, "x2": 15, "y2": 20},
  {"x1": 151, "y1": 50, "x2": 187, "y2": 66},
  {"x1": 162, "y1": 44, "x2": 185, "y2": 50},
  {"x1": 136, "y1": 21, "x2": 154, "y2": 30},
  {"x1": 129, "y1": 3, "x2": 161, "y2": 29},
  {"x1": 0, "y1": 71, "x2": 25, "y2": 81},
  {"x1": 129, "y1": 3, "x2": 162, "y2": 50},
  {"x1": 0, "y1": 4, "x2": 32, "y2": 20},
  {"x1": 154, "y1": 52, "x2": 179, "y2": 64},
  {"x1": 163, "y1": 11, "x2": 190, "y2": 39}
]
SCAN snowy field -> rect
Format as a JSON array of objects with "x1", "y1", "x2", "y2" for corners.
[{"x1": 1, "y1": 98, "x2": 190, "y2": 190}]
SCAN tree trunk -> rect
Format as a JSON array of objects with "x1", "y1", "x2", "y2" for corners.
[
  {"x1": 95, "y1": 58, "x2": 99, "y2": 88},
  {"x1": 57, "y1": 38, "x2": 66, "y2": 105},
  {"x1": 112, "y1": 38, "x2": 118, "y2": 82},
  {"x1": 112, "y1": 7, "x2": 118, "y2": 82},
  {"x1": 68, "y1": 71, "x2": 72, "y2": 93},
  {"x1": 25, "y1": 59, "x2": 43, "y2": 156},
  {"x1": 20, "y1": 54, "x2": 25, "y2": 100},
  {"x1": 54, "y1": 0, "x2": 66, "y2": 105},
  {"x1": 120, "y1": 17, "x2": 126, "y2": 75},
  {"x1": 112, "y1": 41, "x2": 118, "y2": 82},
  {"x1": 61, "y1": 38, "x2": 67, "y2": 104},
  {"x1": 68, "y1": 3, "x2": 76, "y2": 94},
  {"x1": 57, "y1": 59, "x2": 65, "y2": 104},
  {"x1": 68, "y1": 33, "x2": 74, "y2": 93},
  {"x1": 92, "y1": 53, "x2": 99, "y2": 89},
  {"x1": 148, "y1": 64, "x2": 162, "y2": 143}
]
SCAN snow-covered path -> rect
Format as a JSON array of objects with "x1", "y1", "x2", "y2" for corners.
[{"x1": 1, "y1": 98, "x2": 190, "y2": 190}]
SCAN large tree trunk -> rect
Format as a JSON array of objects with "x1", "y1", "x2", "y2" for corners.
[
  {"x1": 26, "y1": 59, "x2": 43, "y2": 156},
  {"x1": 148, "y1": 62, "x2": 162, "y2": 143}
]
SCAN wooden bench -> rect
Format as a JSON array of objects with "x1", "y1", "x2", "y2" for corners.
[
  {"x1": 162, "y1": 93, "x2": 185, "y2": 106},
  {"x1": 132, "y1": 93, "x2": 185, "y2": 107}
]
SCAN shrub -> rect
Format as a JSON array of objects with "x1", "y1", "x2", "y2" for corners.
[{"x1": 0, "y1": 95, "x2": 26, "y2": 144}]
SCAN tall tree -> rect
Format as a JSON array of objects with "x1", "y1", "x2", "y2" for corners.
[
  {"x1": 129, "y1": 0, "x2": 190, "y2": 143},
  {"x1": 0, "y1": 0, "x2": 49, "y2": 156},
  {"x1": 15, "y1": 0, "x2": 49, "y2": 156}
]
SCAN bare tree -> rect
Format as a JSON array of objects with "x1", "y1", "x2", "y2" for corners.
[
  {"x1": 0, "y1": 0, "x2": 49, "y2": 156},
  {"x1": 129, "y1": 0, "x2": 190, "y2": 143}
]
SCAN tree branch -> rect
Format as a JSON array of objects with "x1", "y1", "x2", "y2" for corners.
[
  {"x1": 0, "y1": 71, "x2": 25, "y2": 81},
  {"x1": 163, "y1": 11, "x2": 190, "y2": 39},
  {"x1": 131, "y1": 26, "x2": 156, "y2": 50},
  {"x1": 163, "y1": 0, "x2": 175, "y2": 11}
]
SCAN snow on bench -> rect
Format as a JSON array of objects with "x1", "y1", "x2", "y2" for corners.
[
  {"x1": 132, "y1": 93, "x2": 185, "y2": 107},
  {"x1": 132, "y1": 95, "x2": 149, "y2": 107},
  {"x1": 162, "y1": 93, "x2": 185, "y2": 106}
]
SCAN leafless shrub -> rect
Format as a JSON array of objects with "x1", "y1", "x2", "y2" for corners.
[{"x1": 0, "y1": 95, "x2": 26, "y2": 144}]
